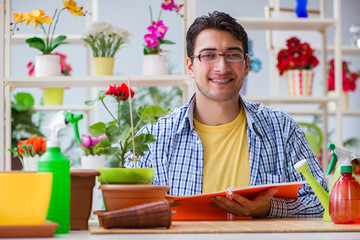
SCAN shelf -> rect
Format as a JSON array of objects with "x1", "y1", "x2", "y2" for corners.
[
  {"x1": 11, "y1": 34, "x2": 84, "y2": 45},
  {"x1": 276, "y1": 109, "x2": 360, "y2": 116},
  {"x1": 243, "y1": 96, "x2": 338, "y2": 104},
  {"x1": 327, "y1": 45, "x2": 360, "y2": 55},
  {"x1": 4, "y1": 75, "x2": 191, "y2": 88},
  {"x1": 33, "y1": 105, "x2": 94, "y2": 111},
  {"x1": 235, "y1": 18, "x2": 336, "y2": 31}
]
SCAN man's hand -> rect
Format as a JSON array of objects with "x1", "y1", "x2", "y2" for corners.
[{"x1": 210, "y1": 187, "x2": 278, "y2": 218}]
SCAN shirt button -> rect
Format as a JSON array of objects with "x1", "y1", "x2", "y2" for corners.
[
  {"x1": 196, "y1": 140, "x2": 201, "y2": 144},
  {"x1": 196, "y1": 171, "x2": 200, "y2": 175}
]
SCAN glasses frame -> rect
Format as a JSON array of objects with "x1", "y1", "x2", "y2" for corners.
[{"x1": 191, "y1": 52, "x2": 248, "y2": 63}]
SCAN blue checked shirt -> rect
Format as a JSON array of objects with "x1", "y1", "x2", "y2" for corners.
[{"x1": 126, "y1": 95, "x2": 327, "y2": 218}]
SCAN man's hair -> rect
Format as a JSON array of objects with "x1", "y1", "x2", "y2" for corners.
[{"x1": 186, "y1": 11, "x2": 248, "y2": 59}]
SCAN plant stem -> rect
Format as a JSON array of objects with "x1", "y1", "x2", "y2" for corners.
[{"x1": 101, "y1": 99, "x2": 117, "y2": 123}]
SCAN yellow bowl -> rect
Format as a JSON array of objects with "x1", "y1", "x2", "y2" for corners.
[{"x1": 0, "y1": 172, "x2": 53, "y2": 225}]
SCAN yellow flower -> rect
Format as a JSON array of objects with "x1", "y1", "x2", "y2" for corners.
[
  {"x1": 63, "y1": 0, "x2": 84, "y2": 17},
  {"x1": 13, "y1": 12, "x2": 24, "y2": 23},
  {"x1": 29, "y1": 10, "x2": 53, "y2": 29}
]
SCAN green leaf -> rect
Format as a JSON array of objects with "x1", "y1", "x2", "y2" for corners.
[
  {"x1": 105, "y1": 125, "x2": 122, "y2": 143},
  {"x1": 93, "y1": 138, "x2": 111, "y2": 155},
  {"x1": 160, "y1": 39, "x2": 175, "y2": 45},
  {"x1": 49, "y1": 35, "x2": 68, "y2": 52},
  {"x1": 11, "y1": 93, "x2": 34, "y2": 111},
  {"x1": 119, "y1": 124, "x2": 131, "y2": 139},
  {"x1": 25, "y1": 37, "x2": 46, "y2": 53},
  {"x1": 128, "y1": 133, "x2": 156, "y2": 156},
  {"x1": 105, "y1": 147, "x2": 120, "y2": 155},
  {"x1": 140, "y1": 105, "x2": 168, "y2": 124},
  {"x1": 88, "y1": 122, "x2": 106, "y2": 137},
  {"x1": 85, "y1": 90, "x2": 106, "y2": 106}
]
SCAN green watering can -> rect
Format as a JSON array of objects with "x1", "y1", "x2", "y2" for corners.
[{"x1": 294, "y1": 143, "x2": 360, "y2": 222}]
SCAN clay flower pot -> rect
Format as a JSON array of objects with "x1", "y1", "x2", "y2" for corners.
[
  {"x1": 100, "y1": 184, "x2": 170, "y2": 211},
  {"x1": 70, "y1": 169, "x2": 100, "y2": 230}
]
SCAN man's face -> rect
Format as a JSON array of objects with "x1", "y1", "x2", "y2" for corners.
[{"x1": 187, "y1": 29, "x2": 249, "y2": 102}]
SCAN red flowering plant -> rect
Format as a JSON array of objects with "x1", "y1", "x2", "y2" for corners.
[
  {"x1": 85, "y1": 83, "x2": 168, "y2": 167},
  {"x1": 9, "y1": 136, "x2": 46, "y2": 168},
  {"x1": 276, "y1": 36, "x2": 319, "y2": 76},
  {"x1": 327, "y1": 59, "x2": 359, "y2": 92},
  {"x1": 27, "y1": 52, "x2": 72, "y2": 76},
  {"x1": 143, "y1": 0, "x2": 183, "y2": 55}
]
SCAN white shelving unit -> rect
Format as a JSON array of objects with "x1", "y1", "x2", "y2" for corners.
[{"x1": 1, "y1": 0, "x2": 359, "y2": 172}]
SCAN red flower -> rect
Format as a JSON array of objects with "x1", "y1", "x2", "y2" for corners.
[
  {"x1": 17, "y1": 136, "x2": 46, "y2": 157},
  {"x1": 105, "y1": 83, "x2": 135, "y2": 102},
  {"x1": 327, "y1": 59, "x2": 359, "y2": 92},
  {"x1": 277, "y1": 37, "x2": 319, "y2": 75}
]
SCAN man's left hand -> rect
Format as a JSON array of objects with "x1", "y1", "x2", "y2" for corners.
[{"x1": 210, "y1": 187, "x2": 278, "y2": 218}]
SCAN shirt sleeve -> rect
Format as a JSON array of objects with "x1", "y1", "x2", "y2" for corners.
[{"x1": 267, "y1": 122, "x2": 327, "y2": 218}]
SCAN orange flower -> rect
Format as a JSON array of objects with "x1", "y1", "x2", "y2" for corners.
[{"x1": 17, "y1": 136, "x2": 47, "y2": 157}]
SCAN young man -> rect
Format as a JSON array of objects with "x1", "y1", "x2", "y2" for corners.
[{"x1": 127, "y1": 11, "x2": 327, "y2": 218}]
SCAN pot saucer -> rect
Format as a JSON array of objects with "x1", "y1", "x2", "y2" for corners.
[{"x1": 0, "y1": 221, "x2": 59, "y2": 238}]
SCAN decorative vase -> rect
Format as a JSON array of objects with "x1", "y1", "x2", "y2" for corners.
[
  {"x1": 23, "y1": 154, "x2": 40, "y2": 171},
  {"x1": 35, "y1": 54, "x2": 64, "y2": 106},
  {"x1": 92, "y1": 57, "x2": 115, "y2": 76},
  {"x1": 285, "y1": 69, "x2": 314, "y2": 96},
  {"x1": 81, "y1": 155, "x2": 106, "y2": 169},
  {"x1": 142, "y1": 54, "x2": 168, "y2": 75},
  {"x1": 70, "y1": 169, "x2": 100, "y2": 230}
]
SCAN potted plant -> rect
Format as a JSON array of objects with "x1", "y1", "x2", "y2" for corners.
[
  {"x1": 82, "y1": 22, "x2": 131, "y2": 76},
  {"x1": 142, "y1": 0, "x2": 183, "y2": 75},
  {"x1": 9, "y1": 92, "x2": 45, "y2": 170},
  {"x1": 327, "y1": 58, "x2": 359, "y2": 110},
  {"x1": 85, "y1": 82, "x2": 170, "y2": 210},
  {"x1": 11, "y1": 0, "x2": 85, "y2": 104},
  {"x1": 276, "y1": 36, "x2": 319, "y2": 96}
]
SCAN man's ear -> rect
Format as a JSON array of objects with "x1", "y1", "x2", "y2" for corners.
[
  {"x1": 245, "y1": 55, "x2": 250, "y2": 76},
  {"x1": 186, "y1": 57, "x2": 195, "y2": 78}
]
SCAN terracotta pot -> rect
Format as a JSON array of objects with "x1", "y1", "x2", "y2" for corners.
[
  {"x1": 70, "y1": 169, "x2": 100, "y2": 230},
  {"x1": 100, "y1": 184, "x2": 170, "y2": 211}
]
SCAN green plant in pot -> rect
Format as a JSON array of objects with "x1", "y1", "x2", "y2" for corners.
[
  {"x1": 297, "y1": 122, "x2": 323, "y2": 157},
  {"x1": 85, "y1": 83, "x2": 169, "y2": 184},
  {"x1": 9, "y1": 92, "x2": 45, "y2": 170}
]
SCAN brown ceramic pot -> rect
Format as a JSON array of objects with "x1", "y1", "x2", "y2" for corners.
[
  {"x1": 99, "y1": 184, "x2": 170, "y2": 211},
  {"x1": 70, "y1": 169, "x2": 100, "y2": 230}
]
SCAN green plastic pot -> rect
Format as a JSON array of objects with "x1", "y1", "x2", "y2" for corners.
[{"x1": 97, "y1": 168, "x2": 155, "y2": 184}]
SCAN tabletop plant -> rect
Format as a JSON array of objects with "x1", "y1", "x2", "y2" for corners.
[
  {"x1": 143, "y1": 0, "x2": 183, "y2": 55},
  {"x1": 276, "y1": 36, "x2": 319, "y2": 76},
  {"x1": 11, "y1": 0, "x2": 86, "y2": 54},
  {"x1": 85, "y1": 83, "x2": 169, "y2": 168},
  {"x1": 82, "y1": 22, "x2": 131, "y2": 58}
]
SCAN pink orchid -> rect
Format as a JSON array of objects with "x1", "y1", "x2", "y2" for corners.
[
  {"x1": 147, "y1": 20, "x2": 168, "y2": 39},
  {"x1": 144, "y1": 33, "x2": 160, "y2": 48}
]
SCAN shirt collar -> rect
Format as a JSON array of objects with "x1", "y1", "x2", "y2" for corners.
[{"x1": 178, "y1": 93, "x2": 263, "y2": 137}]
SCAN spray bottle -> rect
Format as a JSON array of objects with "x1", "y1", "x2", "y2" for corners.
[
  {"x1": 37, "y1": 111, "x2": 83, "y2": 234},
  {"x1": 327, "y1": 144, "x2": 360, "y2": 224}
]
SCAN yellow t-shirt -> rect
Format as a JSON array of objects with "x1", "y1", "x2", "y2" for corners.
[{"x1": 194, "y1": 108, "x2": 250, "y2": 194}]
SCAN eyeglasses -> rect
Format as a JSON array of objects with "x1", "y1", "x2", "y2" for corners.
[{"x1": 191, "y1": 52, "x2": 247, "y2": 63}]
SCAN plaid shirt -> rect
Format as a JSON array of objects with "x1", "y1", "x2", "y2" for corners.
[{"x1": 126, "y1": 95, "x2": 327, "y2": 218}]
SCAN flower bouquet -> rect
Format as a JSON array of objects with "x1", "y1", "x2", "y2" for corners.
[
  {"x1": 277, "y1": 36, "x2": 319, "y2": 96},
  {"x1": 9, "y1": 136, "x2": 47, "y2": 171}
]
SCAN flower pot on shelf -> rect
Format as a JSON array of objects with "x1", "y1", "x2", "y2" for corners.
[
  {"x1": 92, "y1": 57, "x2": 115, "y2": 76},
  {"x1": 23, "y1": 154, "x2": 40, "y2": 171},
  {"x1": 81, "y1": 155, "x2": 106, "y2": 169},
  {"x1": 142, "y1": 54, "x2": 168, "y2": 75},
  {"x1": 70, "y1": 169, "x2": 100, "y2": 230},
  {"x1": 35, "y1": 54, "x2": 64, "y2": 106},
  {"x1": 285, "y1": 69, "x2": 314, "y2": 96}
]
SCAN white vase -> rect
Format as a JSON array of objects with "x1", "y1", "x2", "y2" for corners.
[
  {"x1": 81, "y1": 155, "x2": 106, "y2": 169},
  {"x1": 34, "y1": 54, "x2": 61, "y2": 77},
  {"x1": 23, "y1": 154, "x2": 40, "y2": 171},
  {"x1": 142, "y1": 54, "x2": 168, "y2": 75}
]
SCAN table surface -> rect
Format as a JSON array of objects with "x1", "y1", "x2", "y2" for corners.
[{"x1": 5, "y1": 219, "x2": 360, "y2": 240}]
